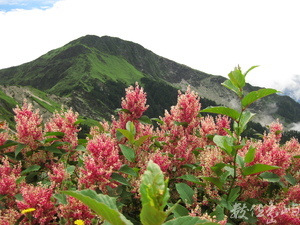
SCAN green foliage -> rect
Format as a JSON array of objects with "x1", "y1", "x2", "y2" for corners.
[
  {"x1": 140, "y1": 161, "x2": 170, "y2": 225},
  {"x1": 62, "y1": 189, "x2": 133, "y2": 225},
  {"x1": 200, "y1": 66, "x2": 280, "y2": 223}
]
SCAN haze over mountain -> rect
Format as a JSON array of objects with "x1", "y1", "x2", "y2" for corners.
[{"x1": 1, "y1": 35, "x2": 300, "y2": 131}]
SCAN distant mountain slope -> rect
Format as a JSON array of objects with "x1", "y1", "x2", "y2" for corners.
[{"x1": 1, "y1": 35, "x2": 300, "y2": 127}]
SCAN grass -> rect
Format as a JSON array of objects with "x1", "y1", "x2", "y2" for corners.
[{"x1": 87, "y1": 52, "x2": 145, "y2": 84}]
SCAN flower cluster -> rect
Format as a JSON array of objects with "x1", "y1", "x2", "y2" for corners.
[
  {"x1": 17, "y1": 185, "x2": 56, "y2": 224},
  {"x1": 13, "y1": 101, "x2": 43, "y2": 149},
  {"x1": 0, "y1": 82, "x2": 300, "y2": 224},
  {"x1": 45, "y1": 108, "x2": 80, "y2": 149},
  {"x1": 58, "y1": 196, "x2": 94, "y2": 224},
  {"x1": 79, "y1": 133, "x2": 122, "y2": 191}
]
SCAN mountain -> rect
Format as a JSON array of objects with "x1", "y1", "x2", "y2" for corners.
[{"x1": 1, "y1": 35, "x2": 300, "y2": 130}]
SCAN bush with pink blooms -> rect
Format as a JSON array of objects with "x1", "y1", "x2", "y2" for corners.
[{"x1": 0, "y1": 66, "x2": 300, "y2": 224}]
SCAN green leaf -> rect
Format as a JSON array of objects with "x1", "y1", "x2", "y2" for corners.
[
  {"x1": 78, "y1": 139, "x2": 88, "y2": 144},
  {"x1": 244, "y1": 65, "x2": 259, "y2": 77},
  {"x1": 175, "y1": 183, "x2": 194, "y2": 205},
  {"x1": 75, "y1": 145, "x2": 86, "y2": 151},
  {"x1": 151, "y1": 118, "x2": 164, "y2": 125},
  {"x1": 119, "y1": 164, "x2": 138, "y2": 177},
  {"x1": 73, "y1": 118, "x2": 85, "y2": 125},
  {"x1": 242, "y1": 88, "x2": 278, "y2": 109},
  {"x1": 167, "y1": 203, "x2": 189, "y2": 217},
  {"x1": 16, "y1": 176, "x2": 26, "y2": 184},
  {"x1": 237, "y1": 111, "x2": 256, "y2": 135},
  {"x1": 53, "y1": 193, "x2": 67, "y2": 205},
  {"x1": 115, "y1": 108, "x2": 131, "y2": 114},
  {"x1": 244, "y1": 146, "x2": 256, "y2": 163},
  {"x1": 39, "y1": 146, "x2": 65, "y2": 154},
  {"x1": 140, "y1": 161, "x2": 169, "y2": 225},
  {"x1": 62, "y1": 190, "x2": 133, "y2": 225},
  {"x1": 44, "y1": 131, "x2": 65, "y2": 137},
  {"x1": 126, "y1": 121, "x2": 136, "y2": 136},
  {"x1": 284, "y1": 173, "x2": 297, "y2": 185},
  {"x1": 66, "y1": 165, "x2": 75, "y2": 175},
  {"x1": 119, "y1": 144, "x2": 135, "y2": 163},
  {"x1": 211, "y1": 163, "x2": 226, "y2": 176},
  {"x1": 0, "y1": 194, "x2": 6, "y2": 201},
  {"x1": 21, "y1": 165, "x2": 41, "y2": 175},
  {"x1": 0, "y1": 140, "x2": 18, "y2": 150},
  {"x1": 222, "y1": 80, "x2": 241, "y2": 97},
  {"x1": 242, "y1": 164, "x2": 280, "y2": 176},
  {"x1": 41, "y1": 137, "x2": 60, "y2": 144},
  {"x1": 236, "y1": 154, "x2": 245, "y2": 168},
  {"x1": 15, "y1": 143, "x2": 25, "y2": 158},
  {"x1": 200, "y1": 106, "x2": 240, "y2": 121},
  {"x1": 228, "y1": 67, "x2": 245, "y2": 89},
  {"x1": 134, "y1": 135, "x2": 151, "y2": 147},
  {"x1": 174, "y1": 121, "x2": 189, "y2": 127},
  {"x1": 259, "y1": 172, "x2": 280, "y2": 182},
  {"x1": 116, "y1": 129, "x2": 134, "y2": 143},
  {"x1": 162, "y1": 216, "x2": 215, "y2": 225},
  {"x1": 201, "y1": 177, "x2": 224, "y2": 190},
  {"x1": 111, "y1": 173, "x2": 130, "y2": 186},
  {"x1": 227, "y1": 187, "x2": 241, "y2": 203},
  {"x1": 178, "y1": 175, "x2": 205, "y2": 185},
  {"x1": 138, "y1": 115, "x2": 152, "y2": 124},
  {"x1": 213, "y1": 135, "x2": 234, "y2": 155},
  {"x1": 210, "y1": 204, "x2": 225, "y2": 221},
  {"x1": 14, "y1": 193, "x2": 23, "y2": 201}
]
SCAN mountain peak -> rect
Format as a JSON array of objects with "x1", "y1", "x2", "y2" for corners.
[{"x1": 1, "y1": 35, "x2": 300, "y2": 128}]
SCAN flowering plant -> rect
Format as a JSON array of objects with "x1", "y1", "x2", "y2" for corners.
[{"x1": 0, "y1": 66, "x2": 299, "y2": 224}]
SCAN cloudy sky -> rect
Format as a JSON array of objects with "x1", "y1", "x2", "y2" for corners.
[{"x1": 1, "y1": 0, "x2": 300, "y2": 101}]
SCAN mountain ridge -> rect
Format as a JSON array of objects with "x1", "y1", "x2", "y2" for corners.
[{"x1": 1, "y1": 35, "x2": 300, "y2": 130}]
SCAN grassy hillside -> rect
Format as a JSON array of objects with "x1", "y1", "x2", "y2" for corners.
[{"x1": 1, "y1": 35, "x2": 300, "y2": 128}]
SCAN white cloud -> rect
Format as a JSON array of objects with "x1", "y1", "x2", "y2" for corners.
[
  {"x1": 1, "y1": 0, "x2": 300, "y2": 100},
  {"x1": 288, "y1": 122, "x2": 300, "y2": 132}
]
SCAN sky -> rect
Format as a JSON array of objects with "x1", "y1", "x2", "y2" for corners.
[{"x1": 1, "y1": 0, "x2": 300, "y2": 101}]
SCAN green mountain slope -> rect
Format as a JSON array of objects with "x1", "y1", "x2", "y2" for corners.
[{"x1": 0, "y1": 35, "x2": 300, "y2": 128}]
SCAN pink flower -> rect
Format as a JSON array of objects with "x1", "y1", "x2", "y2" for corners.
[
  {"x1": 216, "y1": 115, "x2": 231, "y2": 136},
  {"x1": 0, "y1": 209, "x2": 20, "y2": 225},
  {"x1": 17, "y1": 184, "x2": 56, "y2": 224},
  {"x1": 121, "y1": 82, "x2": 148, "y2": 120},
  {"x1": 112, "y1": 83, "x2": 149, "y2": 133},
  {"x1": 45, "y1": 108, "x2": 80, "y2": 150},
  {"x1": 0, "y1": 157, "x2": 21, "y2": 201},
  {"x1": 48, "y1": 162, "x2": 69, "y2": 188},
  {"x1": 79, "y1": 133, "x2": 122, "y2": 191},
  {"x1": 255, "y1": 201, "x2": 300, "y2": 225},
  {"x1": 269, "y1": 120, "x2": 283, "y2": 141},
  {"x1": 161, "y1": 87, "x2": 201, "y2": 134},
  {"x1": 0, "y1": 121, "x2": 9, "y2": 147},
  {"x1": 287, "y1": 184, "x2": 300, "y2": 203},
  {"x1": 149, "y1": 152, "x2": 172, "y2": 172},
  {"x1": 57, "y1": 196, "x2": 95, "y2": 224},
  {"x1": 13, "y1": 101, "x2": 43, "y2": 149}
]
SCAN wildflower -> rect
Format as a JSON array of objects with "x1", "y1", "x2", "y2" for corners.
[
  {"x1": 21, "y1": 208, "x2": 36, "y2": 214},
  {"x1": 17, "y1": 184, "x2": 56, "y2": 224},
  {"x1": 58, "y1": 196, "x2": 94, "y2": 223},
  {"x1": 74, "y1": 219, "x2": 85, "y2": 225},
  {"x1": 13, "y1": 101, "x2": 43, "y2": 149},
  {"x1": 0, "y1": 121, "x2": 9, "y2": 147},
  {"x1": 45, "y1": 108, "x2": 80, "y2": 150},
  {"x1": 48, "y1": 162, "x2": 69, "y2": 187},
  {"x1": 79, "y1": 133, "x2": 122, "y2": 191},
  {"x1": 0, "y1": 157, "x2": 21, "y2": 207},
  {"x1": 121, "y1": 82, "x2": 148, "y2": 120}
]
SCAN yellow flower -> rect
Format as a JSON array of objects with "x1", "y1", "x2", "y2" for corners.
[
  {"x1": 21, "y1": 208, "x2": 36, "y2": 214},
  {"x1": 74, "y1": 219, "x2": 85, "y2": 225}
]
